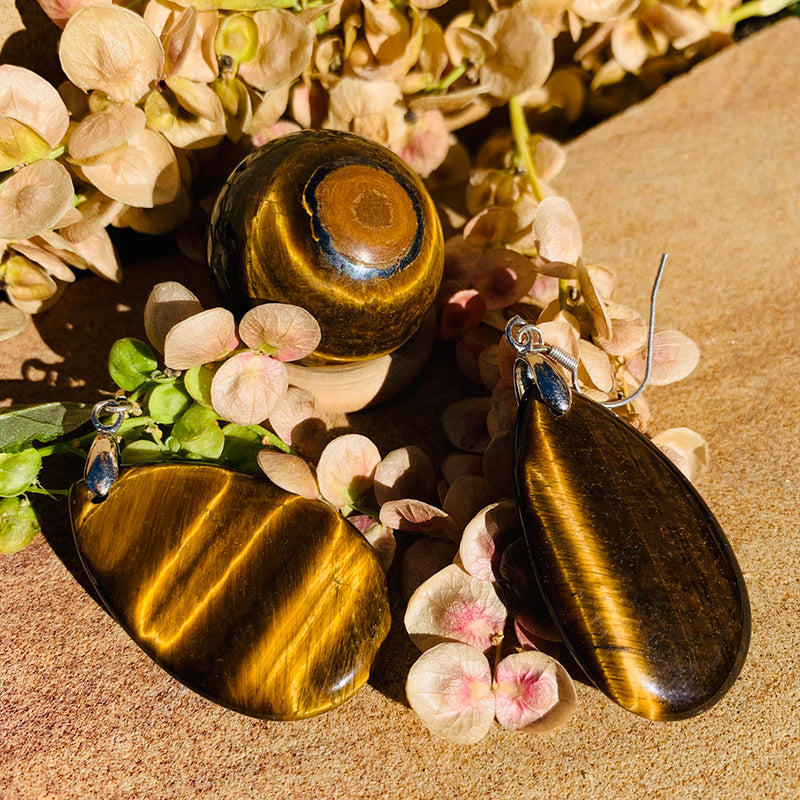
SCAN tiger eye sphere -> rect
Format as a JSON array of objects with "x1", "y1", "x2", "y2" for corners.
[{"x1": 207, "y1": 130, "x2": 444, "y2": 363}]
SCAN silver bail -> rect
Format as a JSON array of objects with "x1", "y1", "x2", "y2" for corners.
[{"x1": 84, "y1": 398, "x2": 131, "y2": 500}]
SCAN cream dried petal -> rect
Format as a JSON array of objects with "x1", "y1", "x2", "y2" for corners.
[
  {"x1": 401, "y1": 537, "x2": 459, "y2": 602},
  {"x1": 459, "y1": 500, "x2": 520, "y2": 583},
  {"x1": 374, "y1": 445, "x2": 436, "y2": 506},
  {"x1": 68, "y1": 103, "x2": 146, "y2": 162},
  {"x1": 0, "y1": 160, "x2": 74, "y2": 242},
  {"x1": 439, "y1": 288, "x2": 486, "y2": 341},
  {"x1": 268, "y1": 386, "x2": 327, "y2": 460},
  {"x1": 626, "y1": 329, "x2": 700, "y2": 386},
  {"x1": 59, "y1": 6, "x2": 164, "y2": 103},
  {"x1": 162, "y1": 89, "x2": 227, "y2": 150},
  {"x1": 480, "y1": 1, "x2": 555, "y2": 99},
  {"x1": 598, "y1": 302, "x2": 646, "y2": 355},
  {"x1": 404, "y1": 563, "x2": 507, "y2": 653},
  {"x1": 0, "y1": 65, "x2": 69, "y2": 147},
  {"x1": 246, "y1": 84, "x2": 291, "y2": 145},
  {"x1": 162, "y1": 6, "x2": 217, "y2": 83},
  {"x1": 442, "y1": 475, "x2": 498, "y2": 531},
  {"x1": 10, "y1": 242, "x2": 75, "y2": 283},
  {"x1": 238, "y1": 9, "x2": 314, "y2": 92},
  {"x1": 611, "y1": 17, "x2": 650, "y2": 73},
  {"x1": 0, "y1": 119, "x2": 52, "y2": 171},
  {"x1": 210, "y1": 351, "x2": 289, "y2": 425},
  {"x1": 578, "y1": 338, "x2": 615, "y2": 393},
  {"x1": 379, "y1": 498, "x2": 460, "y2": 541},
  {"x1": 388, "y1": 109, "x2": 450, "y2": 179},
  {"x1": 327, "y1": 78, "x2": 403, "y2": 142},
  {"x1": 577, "y1": 257, "x2": 611, "y2": 339},
  {"x1": 257, "y1": 450, "x2": 318, "y2": 499},
  {"x1": 3, "y1": 254, "x2": 58, "y2": 303},
  {"x1": 571, "y1": 0, "x2": 640, "y2": 23},
  {"x1": 441, "y1": 453, "x2": 484, "y2": 485},
  {"x1": 163, "y1": 307, "x2": 239, "y2": 369},
  {"x1": 0, "y1": 301, "x2": 27, "y2": 341},
  {"x1": 62, "y1": 191, "x2": 125, "y2": 243},
  {"x1": 65, "y1": 228, "x2": 120, "y2": 282},
  {"x1": 534, "y1": 196, "x2": 582, "y2": 265},
  {"x1": 651, "y1": 427, "x2": 709, "y2": 483},
  {"x1": 114, "y1": 187, "x2": 191, "y2": 235},
  {"x1": 494, "y1": 651, "x2": 577, "y2": 732},
  {"x1": 239, "y1": 303, "x2": 321, "y2": 362},
  {"x1": 80, "y1": 128, "x2": 180, "y2": 208},
  {"x1": 144, "y1": 281, "x2": 203, "y2": 353},
  {"x1": 442, "y1": 396, "x2": 492, "y2": 454},
  {"x1": 350, "y1": 515, "x2": 396, "y2": 572},
  {"x1": 316, "y1": 434, "x2": 381, "y2": 510},
  {"x1": 471, "y1": 248, "x2": 536, "y2": 310},
  {"x1": 406, "y1": 642, "x2": 495, "y2": 745},
  {"x1": 463, "y1": 206, "x2": 519, "y2": 249}
]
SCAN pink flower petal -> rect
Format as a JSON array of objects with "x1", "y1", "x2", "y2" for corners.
[
  {"x1": 439, "y1": 288, "x2": 486, "y2": 341},
  {"x1": 373, "y1": 445, "x2": 436, "y2": 506},
  {"x1": 256, "y1": 450, "x2": 318, "y2": 499},
  {"x1": 316, "y1": 434, "x2": 380, "y2": 509},
  {"x1": 144, "y1": 281, "x2": 203, "y2": 354},
  {"x1": 404, "y1": 564, "x2": 507, "y2": 653},
  {"x1": 459, "y1": 501, "x2": 521, "y2": 583},
  {"x1": 406, "y1": 642, "x2": 495, "y2": 744},
  {"x1": 163, "y1": 307, "x2": 239, "y2": 370},
  {"x1": 379, "y1": 498, "x2": 461, "y2": 541},
  {"x1": 401, "y1": 537, "x2": 459, "y2": 602},
  {"x1": 210, "y1": 351, "x2": 288, "y2": 425},
  {"x1": 494, "y1": 651, "x2": 576, "y2": 732},
  {"x1": 238, "y1": 303, "x2": 321, "y2": 362}
]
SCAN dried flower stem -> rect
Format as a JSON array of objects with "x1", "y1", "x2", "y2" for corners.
[{"x1": 509, "y1": 97, "x2": 544, "y2": 203}]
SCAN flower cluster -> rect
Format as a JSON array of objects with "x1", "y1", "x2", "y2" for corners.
[{"x1": 3, "y1": 0, "x2": 791, "y2": 336}]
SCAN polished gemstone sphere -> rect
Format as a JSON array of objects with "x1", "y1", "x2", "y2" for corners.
[
  {"x1": 207, "y1": 130, "x2": 444, "y2": 363},
  {"x1": 70, "y1": 464, "x2": 390, "y2": 720}
]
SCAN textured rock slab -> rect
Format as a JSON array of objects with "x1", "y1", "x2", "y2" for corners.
[
  {"x1": 515, "y1": 390, "x2": 750, "y2": 720},
  {"x1": 69, "y1": 463, "x2": 390, "y2": 719}
]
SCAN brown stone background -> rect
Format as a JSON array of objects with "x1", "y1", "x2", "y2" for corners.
[{"x1": 1, "y1": 5, "x2": 799, "y2": 799}]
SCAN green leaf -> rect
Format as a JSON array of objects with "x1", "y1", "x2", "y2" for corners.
[
  {"x1": 0, "y1": 448, "x2": 42, "y2": 496},
  {"x1": 172, "y1": 403, "x2": 219, "y2": 443},
  {"x1": 0, "y1": 402, "x2": 91, "y2": 452},
  {"x1": 108, "y1": 338, "x2": 158, "y2": 392},
  {"x1": 121, "y1": 439, "x2": 168, "y2": 464},
  {"x1": 148, "y1": 382, "x2": 192, "y2": 424},
  {"x1": 182, "y1": 425, "x2": 225, "y2": 460},
  {"x1": 0, "y1": 496, "x2": 41, "y2": 553},
  {"x1": 184, "y1": 363, "x2": 217, "y2": 407},
  {"x1": 220, "y1": 423, "x2": 262, "y2": 472}
]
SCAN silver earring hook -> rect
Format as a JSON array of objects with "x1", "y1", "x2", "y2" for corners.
[{"x1": 506, "y1": 253, "x2": 668, "y2": 409}]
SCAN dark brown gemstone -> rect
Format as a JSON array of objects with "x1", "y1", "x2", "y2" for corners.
[
  {"x1": 69, "y1": 463, "x2": 390, "y2": 720},
  {"x1": 514, "y1": 390, "x2": 750, "y2": 720},
  {"x1": 207, "y1": 130, "x2": 443, "y2": 363}
]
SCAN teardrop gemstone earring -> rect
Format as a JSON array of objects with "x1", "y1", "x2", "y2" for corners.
[
  {"x1": 69, "y1": 399, "x2": 391, "y2": 720},
  {"x1": 505, "y1": 261, "x2": 750, "y2": 721}
]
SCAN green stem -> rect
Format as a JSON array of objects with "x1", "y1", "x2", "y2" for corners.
[
  {"x1": 719, "y1": 0, "x2": 797, "y2": 26},
  {"x1": 349, "y1": 502, "x2": 380, "y2": 522},
  {"x1": 509, "y1": 96, "x2": 544, "y2": 203},
  {"x1": 26, "y1": 486, "x2": 69, "y2": 498},
  {"x1": 428, "y1": 63, "x2": 467, "y2": 94},
  {"x1": 252, "y1": 425, "x2": 293, "y2": 454}
]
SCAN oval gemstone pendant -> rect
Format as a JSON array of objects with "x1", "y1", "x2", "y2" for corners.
[
  {"x1": 69, "y1": 463, "x2": 390, "y2": 720},
  {"x1": 515, "y1": 389, "x2": 750, "y2": 721}
]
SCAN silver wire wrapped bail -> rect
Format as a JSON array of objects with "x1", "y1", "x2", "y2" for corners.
[{"x1": 84, "y1": 398, "x2": 131, "y2": 500}]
